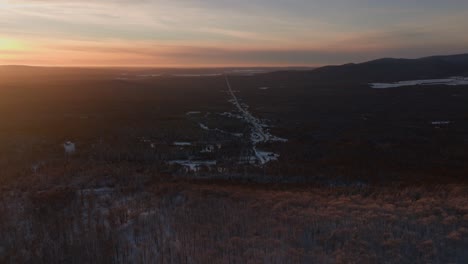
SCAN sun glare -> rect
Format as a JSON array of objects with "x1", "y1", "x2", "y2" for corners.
[
  {"x1": 0, "y1": 38, "x2": 22, "y2": 50},
  {"x1": 0, "y1": 39, "x2": 16, "y2": 49}
]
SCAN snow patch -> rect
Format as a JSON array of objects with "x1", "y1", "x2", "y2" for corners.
[
  {"x1": 431, "y1": 121, "x2": 451, "y2": 125},
  {"x1": 169, "y1": 160, "x2": 217, "y2": 172},
  {"x1": 199, "y1": 123, "x2": 209, "y2": 130},
  {"x1": 220, "y1": 112, "x2": 243, "y2": 119},
  {"x1": 63, "y1": 141, "x2": 76, "y2": 155},
  {"x1": 254, "y1": 148, "x2": 280, "y2": 165},
  {"x1": 199, "y1": 122, "x2": 242, "y2": 137},
  {"x1": 370, "y1": 77, "x2": 468, "y2": 89},
  {"x1": 173, "y1": 142, "x2": 192, "y2": 146}
]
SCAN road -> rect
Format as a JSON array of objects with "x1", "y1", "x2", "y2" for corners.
[
  {"x1": 225, "y1": 75, "x2": 269, "y2": 143},
  {"x1": 225, "y1": 75, "x2": 284, "y2": 164}
]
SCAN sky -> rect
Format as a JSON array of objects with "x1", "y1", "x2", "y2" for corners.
[{"x1": 1, "y1": 0, "x2": 468, "y2": 67}]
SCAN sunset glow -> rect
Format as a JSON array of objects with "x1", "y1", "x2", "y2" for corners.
[
  {"x1": 1, "y1": 0, "x2": 468, "y2": 66},
  {"x1": 0, "y1": 38, "x2": 19, "y2": 50},
  {"x1": 2, "y1": 0, "x2": 468, "y2": 262}
]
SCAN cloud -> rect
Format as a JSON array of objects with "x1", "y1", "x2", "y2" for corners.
[
  {"x1": 1, "y1": 0, "x2": 468, "y2": 66},
  {"x1": 25, "y1": 34, "x2": 466, "y2": 67}
]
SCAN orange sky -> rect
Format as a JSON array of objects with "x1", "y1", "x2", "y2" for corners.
[{"x1": 1, "y1": 0, "x2": 468, "y2": 67}]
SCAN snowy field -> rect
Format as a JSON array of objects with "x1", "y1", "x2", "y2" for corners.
[{"x1": 370, "y1": 76, "x2": 468, "y2": 89}]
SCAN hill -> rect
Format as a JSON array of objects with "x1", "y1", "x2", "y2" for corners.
[{"x1": 270, "y1": 53, "x2": 468, "y2": 83}]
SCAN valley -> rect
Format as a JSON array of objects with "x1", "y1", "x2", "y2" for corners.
[{"x1": 1, "y1": 56, "x2": 468, "y2": 262}]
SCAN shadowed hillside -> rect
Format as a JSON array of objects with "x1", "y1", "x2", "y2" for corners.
[
  {"x1": 1, "y1": 54, "x2": 467, "y2": 263},
  {"x1": 269, "y1": 53, "x2": 468, "y2": 83}
]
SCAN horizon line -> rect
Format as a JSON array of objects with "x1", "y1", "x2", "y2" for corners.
[
  {"x1": 0, "y1": 64, "x2": 321, "y2": 69},
  {"x1": 2, "y1": 52, "x2": 467, "y2": 70}
]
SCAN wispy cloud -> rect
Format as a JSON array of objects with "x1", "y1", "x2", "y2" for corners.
[{"x1": 1, "y1": 0, "x2": 468, "y2": 66}]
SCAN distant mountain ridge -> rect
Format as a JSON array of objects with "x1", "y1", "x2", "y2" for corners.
[
  {"x1": 267, "y1": 53, "x2": 468, "y2": 83},
  {"x1": 310, "y1": 53, "x2": 468, "y2": 83},
  {"x1": 2, "y1": 53, "x2": 468, "y2": 83}
]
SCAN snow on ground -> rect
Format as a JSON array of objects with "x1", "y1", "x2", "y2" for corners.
[
  {"x1": 219, "y1": 112, "x2": 244, "y2": 119},
  {"x1": 186, "y1": 111, "x2": 202, "y2": 115},
  {"x1": 431, "y1": 121, "x2": 451, "y2": 125},
  {"x1": 225, "y1": 75, "x2": 287, "y2": 165},
  {"x1": 253, "y1": 148, "x2": 280, "y2": 165},
  {"x1": 199, "y1": 123, "x2": 209, "y2": 130},
  {"x1": 173, "y1": 142, "x2": 192, "y2": 146},
  {"x1": 370, "y1": 76, "x2": 468, "y2": 89},
  {"x1": 225, "y1": 76, "x2": 272, "y2": 143},
  {"x1": 169, "y1": 160, "x2": 217, "y2": 172},
  {"x1": 198, "y1": 122, "x2": 243, "y2": 137}
]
